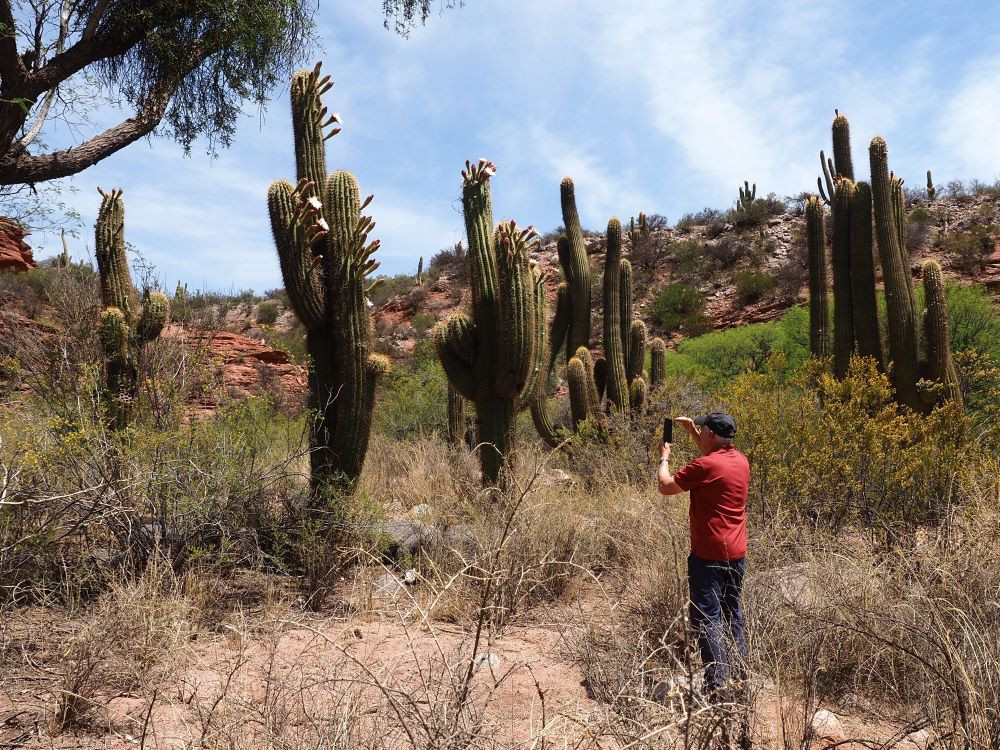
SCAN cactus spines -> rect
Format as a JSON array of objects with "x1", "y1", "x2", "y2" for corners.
[
  {"x1": 560, "y1": 177, "x2": 591, "y2": 358},
  {"x1": 447, "y1": 383, "x2": 466, "y2": 447},
  {"x1": 926, "y1": 170, "x2": 936, "y2": 201},
  {"x1": 629, "y1": 375, "x2": 648, "y2": 414},
  {"x1": 847, "y1": 181, "x2": 884, "y2": 368},
  {"x1": 567, "y1": 347, "x2": 600, "y2": 429},
  {"x1": 738, "y1": 181, "x2": 756, "y2": 211},
  {"x1": 806, "y1": 196, "x2": 831, "y2": 358},
  {"x1": 435, "y1": 159, "x2": 544, "y2": 487},
  {"x1": 649, "y1": 337, "x2": 666, "y2": 389},
  {"x1": 93, "y1": 188, "x2": 169, "y2": 430},
  {"x1": 602, "y1": 217, "x2": 629, "y2": 411},
  {"x1": 831, "y1": 110, "x2": 854, "y2": 181},
  {"x1": 921, "y1": 261, "x2": 962, "y2": 406},
  {"x1": 870, "y1": 136, "x2": 921, "y2": 411},
  {"x1": 627, "y1": 319, "x2": 647, "y2": 385},
  {"x1": 268, "y1": 64, "x2": 386, "y2": 493},
  {"x1": 831, "y1": 177, "x2": 855, "y2": 377}
]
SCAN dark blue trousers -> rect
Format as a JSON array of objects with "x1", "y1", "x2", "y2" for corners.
[{"x1": 688, "y1": 555, "x2": 747, "y2": 692}]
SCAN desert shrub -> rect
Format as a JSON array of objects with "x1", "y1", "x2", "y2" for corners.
[
  {"x1": 369, "y1": 273, "x2": 416, "y2": 307},
  {"x1": 667, "y1": 321, "x2": 786, "y2": 384},
  {"x1": 944, "y1": 282, "x2": 1000, "y2": 362},
  {"x1": 664, "y1": 239, "x2": 705, "y2": 280},
  {"x1": 969, "y1": 178, "x2": 1000, "y2": 197},
  {"x1": 938, "y1": 224, "x2": 996, "y2": 273},
  {"x1": 702, "y1": 236, "x2": 747, "y2": 268},
  {"x1": 733, "y1": 269, "x2": 777, "y2": 304},
  {"x1": 674, "y1": 207, "x2": 723, "y2": 233},
  {"x1": 255, "y1": 301, "x2": 280, "y2": 325},
  {"x1": 906, "y1": 212, "x2": 933, "y2": 254},
  {"x1": 650, "y1": 282, "x2": 708, "y2": 335},
  {"x1": 410, "y1": 311, "x2": 435, "y2": 333},
  {"x1": 946, "y1": 179, "x2": 967, "y2": 198},
  {"x1": 374, "y1": 339, "x2": 449, "y2": 440},
  {"x1": 727, "y1": 193, "x2": 785, "y2": 228},
  {"x1": 723, "y1": 356, "x2": 976, "y2": 527}
]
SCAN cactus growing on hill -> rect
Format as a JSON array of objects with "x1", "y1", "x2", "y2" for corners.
[
  {"x1": 267, "y1": 63, "x2": 389, "y2": 494},
  {"x1": 831, "y1": 177, "x2": 855, "y2": 377},
  {"x1": 434, "y1": 160, "x2": 545, "y2": 487},
  {"x1": 602, "y1": 218, "x2": 629, "y2": 411},
  {"x1": 738, "y1": 181, "x2": 756, "y2": 212},
  {"x1": 926, "y1": 170, "x2": 936, "y2": 201},
  {"x1": 567, "y1": 346, "x2": 601, "y2": 429},
  {"x1": 627, "y1": 319, "x2": 647, "y2": 386},
  {"x1": 805, "y1": 195, "x2": 831, "y2": 358},
  {"x1": 847, "y1": 180, "x2": 884, "y2": 368},
  {"x1": 921, "y1": 261, "x2": 962, "y2": 406},
  {"x1": 416, "y1": 256, "x2": 424, "y2": 285},
  {"x1": 94, "y1": 188, "x2": 169, "y2": 431}
]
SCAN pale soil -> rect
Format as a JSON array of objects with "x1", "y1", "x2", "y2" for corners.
[{"x1": 0, "y1": 578, "x2": 930, "y2": 750}]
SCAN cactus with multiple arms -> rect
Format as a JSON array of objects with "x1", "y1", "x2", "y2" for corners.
[
  {"x1": 267, "y1": 63, "x2": 388, "y2": 493},
  {"x1": 94, "y1": 188, "x2": 169, "y2": 431},
  {"x1": 738, "y1": 181, "x2": 756, "y2": 212},
  {"x1": 434, "y1": 160, "x2": 545, "y2": 486}
]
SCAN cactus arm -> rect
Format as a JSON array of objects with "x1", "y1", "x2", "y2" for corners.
[
  {"x1": 649, "y1": 337, "x2": 666, "y2": 389},
  {"x1": 627, "y1": 319, "x2": 648, "y2": 385},
  {"x1": 847, "y1": 181, "x2": 884, "y2": 368},
  {"x1": 528, "y1": 269, "x2": 562, "y2": 448},
  {"x1": 593, "y1": 355, "x2": 607, "y2": 400},
  {"x1": 548, "y1": 281, "x2": 571, "y2": 372},
  {"x1": 268, "y1": 179, "x2": 326, "y2": 329},
  {"x1": 560, "y1": 177, "x2": 591, "y2": 356},
  {"x1": 818, "y1": 151, "x2": 835, "y2": 205},
  {"x1": 291, "y1": 64, "x2": 335, "y2": 203},
  {"x1": 832, "y1": 111, "x2": 854, "y2": 181},
  {"x1": 831, "y1": 177, "x2": 855, "y2": 377},
  {"x1": 494, "y1": 221, "x2": 539, "y2": 400},
  {"x1": 619, "y1": 258, "x2": 633, "y2": 354},
  {"x1": 921, "y1": 261, "x2": 962, "y2": 406},
  {"x1": 434, "y1": 314, "x2": 477, "y2": 401},
  {"x1": 447, "y1": 383, "x2": 467, "y2": 447},
  {"x1": 136, "y1": 291, "x2": 169, "y2": 343},
  {"x1": 567, "y1": 349, "x2": 600, "y2": 429},
  {"x1": 806, "y1": 196, "x2": 831, "y2": 358},
  {"x1": 602, "y1": 218, "x2": 629, "y2": 411},
  {"x1": 629, "y1": 375, "x2": 648, "y2": 413},
  {"x1": 870, "y1": 136, "x2": 921, "y2": 410},
  {"x1": 521, "y1": 264, "x2": 548, "y2": 406},
  {"x1": 95, "y1": 188, "x2": 138, "y2": 319}
]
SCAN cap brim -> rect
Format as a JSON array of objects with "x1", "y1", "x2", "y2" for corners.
[{"x1": 694, "y1": 417, "x2": 708, "y2": 426}]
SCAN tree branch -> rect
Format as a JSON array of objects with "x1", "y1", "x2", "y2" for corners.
[
  {"x1": 0, "y1": 76, "x2": 174, "y2": 184},
  {"x1": 0, "y1": 0, "x2": 28, "y2": 88}
]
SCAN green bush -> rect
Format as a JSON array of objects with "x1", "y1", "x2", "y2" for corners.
[
  {"x1": 650, "y1": 282, "x2": 708, "y2": 335},
  {"x1": 943, "y1": 282, "x2": 1000, "y2": 362},
  {"x1": 938, "y1": 224, "x2": 996, "y2": 274},
  {"x1": 411, "y1": 311, "x2": 435, "y2": 333},
  {"x1": 734, "y1": 270, "x2": 778, "y2": 304},
  {"x1": 727, "y1": 194, "x2": 785, "y2": 228},
  {"x1": 369, "y1": 273, "x2": 417, "y2": 307},
  {"x1": 665, "y1": 239, "x2": 705, "y2": 280},
  {"x1": 375, "y1": 339, "x2": 449, "y2": 439},
  {"x1": 675, "y1": 207, "x2": 724, "y2": 233},
  {"x1": 256, "y1": 301, "x2": 280, "y2": 325}
]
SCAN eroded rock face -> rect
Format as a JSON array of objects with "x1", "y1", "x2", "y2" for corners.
[{"x1": 0, "y1": 219, "x2": 36, "y2": 272}]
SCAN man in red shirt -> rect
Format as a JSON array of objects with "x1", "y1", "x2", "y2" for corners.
[{"x1": 658, "y1": 412, "x2": 749, "y2": 696}]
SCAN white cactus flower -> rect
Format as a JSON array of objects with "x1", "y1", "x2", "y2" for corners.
[
  {"x1": 366, "y1": 298, "x2": 374, "y2": 308},
  {"x1": 307, "y1": 196, "x2": 323, "y2": 211},
  {"x1": 316, "y1": 218, "x2": 329, "y2": 231}
]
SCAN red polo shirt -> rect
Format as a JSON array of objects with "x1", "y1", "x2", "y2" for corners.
[{"x1": 673, "y1": 445, "x2": 749, "y2": 561}]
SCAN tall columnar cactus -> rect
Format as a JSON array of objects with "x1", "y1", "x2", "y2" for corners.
[
  {"x1": 267, "y1": 63, "x2": 389, "y2": 493},
  {"x1": 832, "y1": 111, "x2": 854, "y2": 180},
  {"x1": 447, "y1": 383, "x2": 466, "y2": 447},
  {"x1": 847, "y1": 180, "x2": 884, "y2": 368},
  {"x1": 921, "y1": 261, "x2": 962, "y2": 406},
  {"x1": 416, "y1": 256, "x2": 424, "y2": 285},
  {"x1": 560, "y1": 177, "x2": 591, "y2": 359},
  {"x1": 926, "y1": 170, "x2": 936, "y2": 201},
  {"x1": 567, "y1": 346, "x2": 601, "y2": 429},
  {"x1": 629, "y1": 376, "x2": 648, "y2": 414},
  {"x1": 434, "y1": 160, "x2": 544, "y2": 487},
  {"x1": 619, "y1": 258, "x2": 633, "y2": 354},
  {"x1": 602, "y1": 218, "x2": 629, "y2": 411},
  {"x1": 649, "y1": 338, "x2": 666, "y2": 389},
  {"x1": 870, "y1": 136, "x2": 922, "y2": 411},
  {"x1": 805, "y1": 196, "x2": 831, "y2": 358},
  {"x1": 831, "y1": 177, "x2": 855, "y2": 377},
  {"x1": 627, "y1": 320, "x2": 647, "y2": 385},
  {"x1": 94, "y1": 188, "x2": 169, "y2": 431}
]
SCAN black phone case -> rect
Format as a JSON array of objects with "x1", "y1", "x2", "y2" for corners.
[{"x1": 663, "y1": 418, "x2": 673, "y2": 444}]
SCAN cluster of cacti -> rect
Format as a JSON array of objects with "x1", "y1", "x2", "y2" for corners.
[
  {"x1": 737, "y1": 181, "x2": 756, "y2": 212},
  {"x1": 267, "y1": 62, "x2": 390, "y2": 494},
  {"x1": 94, "y1": 188, "x2": 170, "y2": 430},
  {"x1": 809, "y1": 112, "x2": 960, "y2": 410},
  {"x1": 433, "y1": 159, "x2": 547, "y2": 487}
]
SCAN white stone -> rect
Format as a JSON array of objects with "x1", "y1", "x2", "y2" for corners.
[{"x1": 811, "y1": 709, "x2": 844, "y2": 738}]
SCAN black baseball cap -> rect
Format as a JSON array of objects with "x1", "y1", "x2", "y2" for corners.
[{"x1": 695, "y1": 413, "x2": 736, "y2": 439}]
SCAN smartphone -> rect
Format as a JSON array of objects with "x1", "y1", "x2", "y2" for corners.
[{"x1": 662, "y1": 417, "x2": 673, "y2": 444}]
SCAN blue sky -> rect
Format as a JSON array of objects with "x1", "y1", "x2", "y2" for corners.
[{"x1": 27, "y1": 0, "x2": 1000, "y2": 294}]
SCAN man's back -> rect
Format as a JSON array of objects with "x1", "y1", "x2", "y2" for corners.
[{"x1": 674, "y1": 445, "x2": 749, "y2": 562}]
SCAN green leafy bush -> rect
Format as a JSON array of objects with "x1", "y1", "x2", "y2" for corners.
[
  {"x1": 734, "y1": 270, "x2": 778, "y2": 304},
  {"x1": 938, "y1": 224, "x2": 996, "y2": 274},
  {"x1": 255, "y1": 301, "x2": 280, "y2": 325},
  {"x1": 375, "y1": 339, "x2": 449, "y2": 439},
  {"x1": 411, "y1": 312, "x2": 435, "y2": 333},
  {"x1": 726, "y1": 194, "x2": 786, "y2": 228},
  {"x1": 665, "y1": 239, "x2": 705, "y2": 280},
  {"x1": 650, "y1": 282, "x2": 708, "y2": 335}
]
